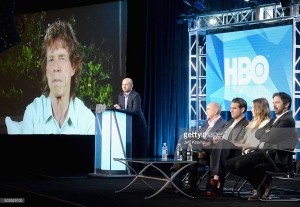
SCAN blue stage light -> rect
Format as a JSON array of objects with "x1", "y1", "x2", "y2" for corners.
[{"x1": 182, "y1": 0, "x2": 209, "y2": 11}]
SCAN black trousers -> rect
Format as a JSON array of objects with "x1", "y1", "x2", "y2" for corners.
[
  {"x1": 225, "y1": 150, "x2": 273, "y2": 189},
  {"x1": 209, "y1": 140, "x2": 242, "y2": 179},
  {"x1": 188, "y1": 140, "x2": 242, "y2": 189}
]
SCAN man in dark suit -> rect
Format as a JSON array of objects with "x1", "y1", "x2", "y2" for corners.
[
  {"x1": 225, "y1": 92, "x2": 297, "y2": 200},
  {"x1": 114, "y1": 78, "x2": 147, "y2": 158},
  {"x1": 202, "y1": 97, "x2": 249, "y2": 196},
  {"x1": 179, "y1": 102, "x2": 227, "y2": 192}
]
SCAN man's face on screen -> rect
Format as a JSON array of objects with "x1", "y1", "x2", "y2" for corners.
[{"x1": 46, "y1": 39, "x2": 75, "y2": 99}]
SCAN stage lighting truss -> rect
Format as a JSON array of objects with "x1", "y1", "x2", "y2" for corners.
[
  {"x1": 188, "y1": 3, "x2": 293, "y2": 32},
  {"x1": 188, "y1": 2, "x2": 300, "y2": 129}
]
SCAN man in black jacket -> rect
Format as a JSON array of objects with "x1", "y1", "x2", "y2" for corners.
[
  {"x1": 174, "y1": 102, "x2": 227, "y2": 191},
  {"x1": 205, "y1": 97, "x2": 249, "y2": 196},
  {"x1": 114, "y1": 78, "x2": 147, "y2": 158},
  {"x1": 225, "y1": 92, "x2": 297, "y2": 200}
]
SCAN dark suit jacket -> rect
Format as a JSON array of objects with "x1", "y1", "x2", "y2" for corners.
[
  {"x1": 223, "y1": 116, "x2": 249, "y2": 143},
  {"x1": 255, "y1": 111, "x2": 297, "y2": 150},
  {"x1": 200, "y1": 117, "x2": 227, "y2": 143},
  {"x1": 118, "y1": 90, "x2": 147, "y2": 130}
]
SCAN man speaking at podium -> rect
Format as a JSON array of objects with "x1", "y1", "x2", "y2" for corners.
[{"x1": 114, "y1": 78, "x2": 147, "y2": 159}]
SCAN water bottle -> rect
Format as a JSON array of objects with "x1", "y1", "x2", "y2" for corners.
[
  {"x1": 186, "y1": 142, "x2": 193, "y2": 161},
  {"x1": 162, "y1": 143, "x2": 168, "y2": 160},
  {"x1": 176, "y1": 143, "x2": 183, "y2": 161}
]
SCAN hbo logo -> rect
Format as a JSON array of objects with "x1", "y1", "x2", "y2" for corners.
[{"x1": 224, "y1": 55, "x2": 269, "y2": 86}]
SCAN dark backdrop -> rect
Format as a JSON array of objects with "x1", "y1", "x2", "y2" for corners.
[
  {"x1": 127, "y1": 0, "x2": 189, "y2": 157},
  {"x1": 126, "y1": 0, "x2": 278, "y2": 157}
]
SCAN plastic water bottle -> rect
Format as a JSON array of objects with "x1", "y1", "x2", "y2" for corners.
[
  {"x1": 162, "y1": 143, "x2": 168, "y2": 160},
  {"x1": 176, "y1": 143, "x2": 183, "y2": 161},
  {"x1": 186, "y1": 143, "x2": 193, "y2": 161}
]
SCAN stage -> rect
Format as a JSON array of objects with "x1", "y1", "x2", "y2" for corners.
[{"x1": 1, "y1": 172, "x2": 299, "y2": 207}]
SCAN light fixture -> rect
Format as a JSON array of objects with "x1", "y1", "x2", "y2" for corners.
[
  {"x1": 182, "y1": 0, "x2": 210, "y2": 11},
  {"x1": 244, "y1": 0, "x2": 259, "y2": 7},
  {"x1": 208, "y1": 18, "x2": 217, "y2": 26},
  {"x1": 280, "y1": 0, "x2": 291, "y2": 8},
  {"x1": 179, "y1": 0, "x2": 210, "y2": 25},
  {"x1": 176, "y1": 13, "x2": 196, "y2": 24}
]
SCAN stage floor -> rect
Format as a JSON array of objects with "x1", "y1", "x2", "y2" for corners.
[{"x1": 1, "y1": 173, "x2": 300, "y2": 207}]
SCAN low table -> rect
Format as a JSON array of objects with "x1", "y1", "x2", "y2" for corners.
[{"x1": 113, "y1": 158, "x2": 197, "y2": 199}]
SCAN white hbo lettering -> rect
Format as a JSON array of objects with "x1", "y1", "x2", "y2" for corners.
[{"x1": 224, "y1": 55, "x2": 269, "y2": 85}]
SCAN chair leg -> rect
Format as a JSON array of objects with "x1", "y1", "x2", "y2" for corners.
[
  {"x1": 197, "y1": 170, "x2": 209, "y2": 186},
  {"x1": 296, "y1": 160, "x2": 300, "y2": 174},
  {"x1": 257, "y1": 174, "x2": 269, "y2": 201},
  {"x1": 181, "y1": 168, "x2": 210, "y2": 191},
  {"x1": 257, "y1": 174, "x2": 300, "y2": 202},
  {"x1": 225, "y1": 172, "x2": 231, "y2": 179},
  {"x1": 231, "y1": 176, "x2": 241, "y2": 195},
  {"x1": 237, "y1": 179, "x2": 248, "y2": 198},
  {"x1": 230, "y1": 176, "x2": 250, "y2": 198},
  {"x1": 231, "y1": 177, "x2": 242, "y2": 195}
]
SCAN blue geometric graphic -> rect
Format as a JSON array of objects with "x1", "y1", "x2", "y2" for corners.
[{"x1": 206, "y1": 25, "x2": 293, "y2": 111}]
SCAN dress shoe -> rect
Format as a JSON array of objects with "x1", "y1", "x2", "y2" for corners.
[
  {"x1": 206, "y1": 179, "x2": 222, "y2": 196},
  {"x1": 248, "y1": 183, "x2": 271, "y2": 201},
  {"x1": 263, "y1": 183, "x2": 270, "y2": 197},
  {"x1": 248, "y1": 189, "x2": 258, "y2": 201}
]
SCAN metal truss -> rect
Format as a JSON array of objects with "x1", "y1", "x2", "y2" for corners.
[
  {"x1": 188, "y1": 31, "x2": 206, "y2": 128},
  {"x1": 188, "y1": 3, "x2": 300, "y2": 128},
  {"x1": 293, "y1": 17, "x2": 300, "y2": 127},
  {"x1": 188, "y1": 3, "x2": 291, "y2": 32}
]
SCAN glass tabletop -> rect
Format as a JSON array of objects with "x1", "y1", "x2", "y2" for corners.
[{"x1": 114, "y1": 157, "x2": 197, "y2": 164}]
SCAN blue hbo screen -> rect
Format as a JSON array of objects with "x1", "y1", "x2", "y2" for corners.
[{"x1": 206, "y1": 25, "x2": 293, "y2": 111}]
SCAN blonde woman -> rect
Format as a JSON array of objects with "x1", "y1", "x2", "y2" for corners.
[{"x1": 232, "y1": 98, "x2": 271, "y2": 151}]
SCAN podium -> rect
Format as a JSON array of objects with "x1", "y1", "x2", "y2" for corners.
[{"x1": 91, "y1": 107, "x2": 133, "y2": 177}]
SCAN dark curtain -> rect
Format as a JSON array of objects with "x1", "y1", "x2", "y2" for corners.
[
  {"x1": 127, "y1": 0, "x2": 190, "y2": 157},
  {"x1": 126, "y1": 0, "x2": 280, "y2": 158},
  {"x1": 142, "y1": 0, "x2": 190, "y2": 157}
]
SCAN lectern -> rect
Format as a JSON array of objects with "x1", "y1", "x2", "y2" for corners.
[{"x1": 92, "y1": 106, "x2": 133, "y2": 177}]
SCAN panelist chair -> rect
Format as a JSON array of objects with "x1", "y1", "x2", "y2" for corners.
[
  {"x1": 230, "y1": 148, "x2": 300, "y2": 200},
  {"x1": 231, "y1": 148, "x2": 259, "y2": 198},
  {"x1": 256, "y1": 149, "x2": 300, "y2": 202}
]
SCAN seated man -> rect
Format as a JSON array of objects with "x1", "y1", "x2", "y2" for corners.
[
  {"x1": 225, "y1": 92, "x2": 298, "y2": 200},
  {"x1": 180, "y1": 102, "x2": 226, "y2": 192},
  {"x1": 204, "y1": 97, "x2": 249, "y2": 196}
]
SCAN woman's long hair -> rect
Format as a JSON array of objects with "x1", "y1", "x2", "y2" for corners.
[{"x1": 247, "y1": 98, "x2": 271, "y2": 129}]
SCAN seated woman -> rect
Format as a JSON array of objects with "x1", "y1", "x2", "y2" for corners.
[{"x1": 232, "y1": 98, "x2": 271, "y2": 153}]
